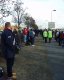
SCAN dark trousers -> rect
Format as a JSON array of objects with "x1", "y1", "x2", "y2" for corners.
[
  {"x1": 30, "y1": 37, "x2": 35, "y2": 45},
  {"x1": 44, "y1": 37, "x2": 47, "y2": 43},
  {"x1": 62, "y1": 38, "x2": 64, "y2": 47},
  {"x1": 58, "y1": 38, "x2": 62, "y2": 46},
  {"x1": 26, "y1": 35, "x2": 30, "y2": 45},
  {"x1": 6, "y1": 58, "x2": 14, "y2": 77},
  {"x1": 49, "y1": 38, "x2": 52, "y2": 43}
]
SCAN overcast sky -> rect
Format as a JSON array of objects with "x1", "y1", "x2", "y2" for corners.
[
  {"x1": 22, "y1": 0, "x2": 64, "y2": 29},
  {"x1": 2, "y1": 0, "x2": 64, "y2": 29}
]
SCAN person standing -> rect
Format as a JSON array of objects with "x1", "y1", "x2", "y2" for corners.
[
  {"x1": 23, "y1": 28, "x2": 28, "y2": 45},
  {"x1": 48, "y1": 29, "x2": 53, "y2": 43},
  {"x1": 58, "y1": 31, "x2": 63, "y2": 46},
  {"x1": 42, "y1": 30, "x2": 44, "y2": 40},
  {"x1": 62, "y1": 31, "x2": 64, "y2": 47},
  {"x1": 13, "y1": 29, "x2": 20, "y2": 54},
  {"x1": 1, "y1": 22, "x2": 16, "y2": 80},
  {"x1": 26, "y1": 27, "x2": 30, "y2": 45},
  {"x1": 13, "y1": 29, "x2": 19, "y2": 46},
  {"x1": 29, "y1": 29, "x2": 35, "y2": 46},
  {"x1": 55, "y1": 30, "x2": 58, "y2": 41},
  {"x1": 43, "y1": 29, "x2": 48, "y2": 43}
]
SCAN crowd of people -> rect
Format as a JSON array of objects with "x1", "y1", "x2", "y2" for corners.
[
  {"x1": 1, "y1": 22, "x2": 64, "y2": 80},
  {"x1": 11, "y1": 27, "x2": 39, "y2": 47},
  {"x1": 40, "y1": 29, "x2": 64, "y2": 47},
  {"x1": 15, "y1": 28, "x2": 64, "y2": 47},
  {"x1": 22, "y1": 27, "x2": 36, "y2": 46},
  {"x1": 41, "y1": 29, "x2": 53, "y2": 43},
  {"x1": 55, "y1": 30, "x2": 64, "y2": 47},
  {"x1": 0, "y1": 22, "x2": 39, "y2": 80}
]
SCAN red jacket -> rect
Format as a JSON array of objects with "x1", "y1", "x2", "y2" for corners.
[{"x1": 23, "y1": 28, "x2": 28, "y2": 35}]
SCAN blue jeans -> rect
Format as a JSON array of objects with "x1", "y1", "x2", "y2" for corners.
[{"x1": 24, "y1": 35, "x2": 27, "y2": 43}]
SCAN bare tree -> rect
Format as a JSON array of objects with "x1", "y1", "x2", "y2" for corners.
[
  {"x1": 13, "y1": 0, "x2": 26, "y2": 27},
  {"x1": 0, "y1": 0, "x2": 11, "y2": 18},
  {"x1": 0, "y1": 0, "x2": 25, "y2": 27}
]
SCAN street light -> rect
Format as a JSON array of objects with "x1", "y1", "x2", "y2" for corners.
[{"x1": 51, "y1": 10, "x2": 56, "y2": 22}]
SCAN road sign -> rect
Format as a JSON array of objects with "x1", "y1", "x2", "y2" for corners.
[{"x1": 48, "y1": 22, "x2": 55, "y2": 29}]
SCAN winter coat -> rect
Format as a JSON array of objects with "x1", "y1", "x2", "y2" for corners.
[{"x1": 1, "y1": 29, "x2": 15, "y2": 59}]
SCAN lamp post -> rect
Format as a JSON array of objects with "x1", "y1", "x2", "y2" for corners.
[{"x1": 51, "y1": 10, "x2": 56, "y2": 22}]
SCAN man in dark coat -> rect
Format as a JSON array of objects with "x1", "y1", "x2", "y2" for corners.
[{"x1": 1, "y1": 22, "x2": 16, "y2": 79}]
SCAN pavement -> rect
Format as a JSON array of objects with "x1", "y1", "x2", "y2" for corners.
[
  {"x1": 0, "y1": 36, "x2": 64, "y2": 80},
  {"x1": 43, "y1": 39, "x2": 64, "y2": 80}
]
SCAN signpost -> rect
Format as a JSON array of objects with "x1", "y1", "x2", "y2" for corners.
[{"x1": 48, "y1": 22, "x2": 55, "y2": 29}]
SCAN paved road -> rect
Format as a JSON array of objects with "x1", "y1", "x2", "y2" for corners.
[{"x1": 43, "y1": 39, "x2": 64, "y2": 80}]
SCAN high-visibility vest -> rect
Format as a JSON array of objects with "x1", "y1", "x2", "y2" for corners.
[
  {"x1": 48, "y1": 31, "x2": 52, "y2": 38},
  {"x1": 43, "y1": 31, "x2": 47, "y2": 37}
]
